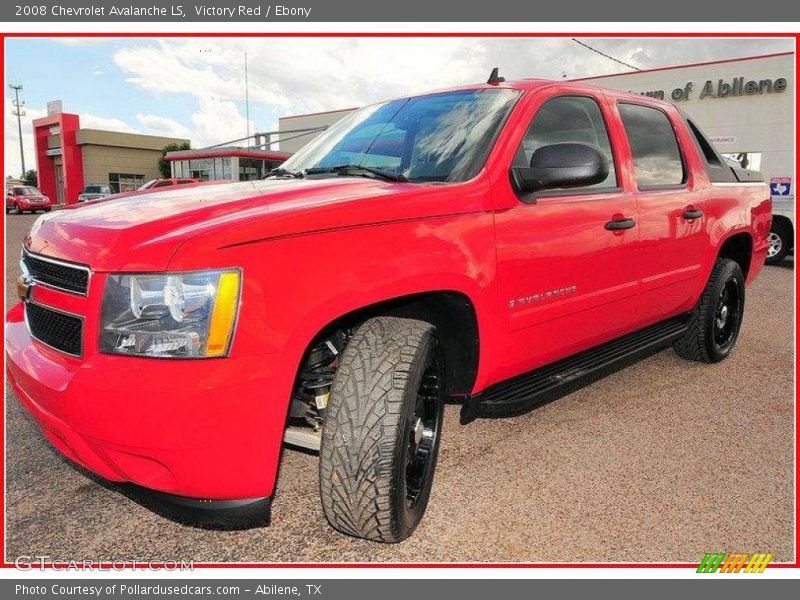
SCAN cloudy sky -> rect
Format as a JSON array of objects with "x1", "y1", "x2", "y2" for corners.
[{"x1": 4, "y1": 36, "x2": 794, "y2": 178}]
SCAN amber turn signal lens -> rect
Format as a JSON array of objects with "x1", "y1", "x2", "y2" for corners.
[{"x1": 205, "y1": 271, "x2": 241, "y2": 357}]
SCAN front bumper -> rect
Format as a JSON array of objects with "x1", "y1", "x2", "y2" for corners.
[
  {"x1": 15, "y1": 198, "x2": 51, "y2": 210},
  {"x1": 6, "y1": 302, "x2": 297, "y2": 501}
]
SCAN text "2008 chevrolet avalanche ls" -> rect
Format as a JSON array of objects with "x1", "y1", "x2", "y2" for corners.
[{"x1": 7, "y1": 72, "x2": 771, "y2": 542}]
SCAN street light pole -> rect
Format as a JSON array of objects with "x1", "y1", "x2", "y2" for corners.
[
  {"x1": 244, "y1": 52, "x2": 251, "y2": 148},
  {"x1": 9, "y1": 83, "x2": 26, "y2": 177}
]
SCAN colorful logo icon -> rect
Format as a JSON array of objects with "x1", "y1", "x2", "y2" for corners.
[{"x1": 697, "y1": 552, "x2": 773, "y2": 573}]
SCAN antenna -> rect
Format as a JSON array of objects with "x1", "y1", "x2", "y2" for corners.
[
  {"x1": 8, "y1": 83, "x2": 26, "y2": 176},
  {"x1": 487, "y1": 67, "x2": 505, "y2": 85}
]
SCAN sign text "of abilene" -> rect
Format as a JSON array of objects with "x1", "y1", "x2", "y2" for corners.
[{"x1": 634, "y1": 76, "x2": 788, "y2": 102}]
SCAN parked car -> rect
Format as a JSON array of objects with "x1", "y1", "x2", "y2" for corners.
[
  {"x1": 5, "y1": 186, "x2": 54, "y2": 213},
  {"x1": 766, "y1": 196, "x2": 794, "y2": 265},
  {"x1": 6, "y1": 75, "x2": 771, "y2": 542},
  {"x1": 77, "y1": 184, "x2": 112, "y2": 202}
]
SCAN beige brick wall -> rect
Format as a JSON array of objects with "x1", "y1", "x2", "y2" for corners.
[{"x1": 80, "y1": 145, "x2": 166, "y2": 187}]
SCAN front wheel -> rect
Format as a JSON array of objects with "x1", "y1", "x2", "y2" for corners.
[
  {"x1": 319, "y1": 316, "x2": 444, "y2": 542},
  {"x1": 674, "y1": 258, "x2": 745, "y2": 363}
]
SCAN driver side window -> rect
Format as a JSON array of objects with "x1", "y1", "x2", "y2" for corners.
[{"x1": 517, "y1": 95, "x2": 618, "y2": 191}]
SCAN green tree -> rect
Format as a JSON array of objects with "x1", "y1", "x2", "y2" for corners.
[
  {"x1": 159, "y1": 142, "x2": 190, "y2": 179},
  {"x1": 23, "y1": 169, "x2": 37, "y2": 187}
]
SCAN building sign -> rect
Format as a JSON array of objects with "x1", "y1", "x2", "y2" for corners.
[
  {"x1": 46, "y1": 100, "x2": 63, "y2": 115},
  {"x1": 770, "y1": 177, "x2": 792, "y2": 197},
  {"x1": 708, "y1": 135, "x2": 737, "y2": 145},
  {"x1": 634, "y1": 76, "x2": 788, "y2": 102}
]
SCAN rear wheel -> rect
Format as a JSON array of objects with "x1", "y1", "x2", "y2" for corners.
[
  {"x1": 766, "y1": 219, "x2": 792, "y2": 265},
  {"x1": 319, "y1": 316, "x2": 444, "y2": 542},
  {"x1": 674, "y1": 258, "x2": 744, "y2": 363}
]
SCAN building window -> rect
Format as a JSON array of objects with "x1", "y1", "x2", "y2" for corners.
[
  {"x1": 109, "y1": 173, "x2": 145, "y2": 193},
  {"x1": 239, "y1": 158, "x2": 267, "y2": 181}
]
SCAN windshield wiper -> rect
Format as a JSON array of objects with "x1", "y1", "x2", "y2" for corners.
[
  {"x1": 265, "y1": 167, "x2": 304, "y2": 179},
  {"x1": 305, "y1": 164, "x2": 408, "y2": 183}
]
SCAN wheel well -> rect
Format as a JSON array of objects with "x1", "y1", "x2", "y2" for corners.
[
  {"x1": 305, "y1": 291, "x2": 479, "y2": 397},
  {"x1": 717, "y1": 232, "x2": 753, "y2": 279},
  {"x1": 772, "y1": 215, "x2": 794, "y2": 245}
]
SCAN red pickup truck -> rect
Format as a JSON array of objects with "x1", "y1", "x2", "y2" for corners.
[{"x1": 6, "y1": 75, "x2": 771, "y2": 542}]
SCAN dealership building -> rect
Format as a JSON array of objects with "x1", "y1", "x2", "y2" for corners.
[
  {"x1": 32, "y1": 104, "x2": 189, "y2": 206},
  {"x1": 278, "y1": 52, "x2": 794, "y2": 203},
  {"x1": 165, "y1": 147, "x2": 290, "y2": 182}
]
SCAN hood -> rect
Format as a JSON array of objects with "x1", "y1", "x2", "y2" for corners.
[{"x1": 24, "y1": 177, "x2": 443, "y2": 272}]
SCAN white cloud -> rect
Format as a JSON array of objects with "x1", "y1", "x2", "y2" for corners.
[
  {"x1": 110, "y1": 37, "x2": 795, "y2": 118},
  {"x1": 189, "y1": 96, "x2": 253, "y2": 148},
  {"x1": 80, "y1": 114, "x2": 138, "y2": 133},
  {"x1": 136, "y1": 113, "x2": 191, "y2": 140}
]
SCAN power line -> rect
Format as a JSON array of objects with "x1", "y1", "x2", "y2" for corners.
[{"x1": 571, "y1": 39, "x2": 642, "y2": 72}]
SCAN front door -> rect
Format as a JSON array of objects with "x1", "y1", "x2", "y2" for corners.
[{"x1": 493, "y1": 92, "x2": 640, "y2": 381}]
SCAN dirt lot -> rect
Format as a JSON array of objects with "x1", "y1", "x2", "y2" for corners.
[{"x1": 4, "y1": 211, "x2": 795, "y2": 564}]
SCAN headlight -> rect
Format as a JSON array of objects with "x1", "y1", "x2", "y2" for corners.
[{"x1": 100, "y1": 269, "x2": 241, "y2": 358}]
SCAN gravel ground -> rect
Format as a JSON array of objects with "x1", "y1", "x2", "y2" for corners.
[{"x1": 4, "y1": 212, "x2": 795, "y2": 564}]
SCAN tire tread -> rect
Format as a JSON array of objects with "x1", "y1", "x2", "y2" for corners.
[{"x1": 319, "y1": 316, "x2": 435, "y2": 542}]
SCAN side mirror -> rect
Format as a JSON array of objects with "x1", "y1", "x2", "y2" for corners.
[{"x1": 511, "y1": 142, "x2": 609, "y2": 197}]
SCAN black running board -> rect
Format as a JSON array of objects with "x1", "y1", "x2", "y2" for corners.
[{"x1": 460, "y1": 315, "x2": 690, "y2": 423}]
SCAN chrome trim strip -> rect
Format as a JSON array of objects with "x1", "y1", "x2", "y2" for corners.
[
  {"x1": 24, "y1": 301, "x2": 85, "y2": 358},
  {"x1": 22, "y1": 249, "x2": 92, "y2": 296}
]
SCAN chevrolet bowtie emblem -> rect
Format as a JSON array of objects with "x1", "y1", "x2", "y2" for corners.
[{"x1": 17, "y1": 275, "x2": 35, "y2": 302}]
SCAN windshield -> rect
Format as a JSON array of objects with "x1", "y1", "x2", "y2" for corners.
[
  {"x1": 280, "y1": 89, "x2": 520, "y2": 183},
  {"x1": 14, "y1": 187, "x2": 40, "y2": 196}
]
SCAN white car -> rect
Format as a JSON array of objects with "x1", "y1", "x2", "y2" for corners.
[
  {"x1": 78, "y1": 184, "x2": 112, "y2": 203},
  {"x1": 768, "y1": 196, "x2": 794, "y2": 265}
]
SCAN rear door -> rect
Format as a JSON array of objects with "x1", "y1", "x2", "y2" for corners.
[
  {"x1": 493, "y1": 90, "x2": 641, "y2": 380},
  {"x1": 613, "y1": 100, "x2": 709, "y2": 321}
]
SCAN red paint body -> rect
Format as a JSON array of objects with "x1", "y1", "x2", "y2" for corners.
[{"x1": 6, "y1": 81, "x2": 771, "y2": 502}]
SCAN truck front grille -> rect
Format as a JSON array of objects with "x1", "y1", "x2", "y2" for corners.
[
  {"x1": 25, "y1": 302, "x2": 83, "y2": 357},
  {"x1": 22, "y1": 250, "x2": 90, "y2": 295}
]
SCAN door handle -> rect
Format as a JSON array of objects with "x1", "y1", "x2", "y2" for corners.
[
  {"x1": 605, "y1": 218, "x2": 636, "y2": 231},
  {"x1": 683, "y1": 208, "x2": 704, "y2": 220}
]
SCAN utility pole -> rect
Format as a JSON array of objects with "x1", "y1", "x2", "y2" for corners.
[
  {"x1": 244, "y1": 52, "x2": 251, "y2": 148},
  {"x1": 9, "y1": 83, "x2": 26, "y2": 177}
]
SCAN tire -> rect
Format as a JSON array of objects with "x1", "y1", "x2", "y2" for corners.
[
  {"x1": 319, "y1": 316, "x2": 444, "y2": 542},
  {"x1": 673, "y1": 258, "x2": 745, "y2": 363},
  {"x1": 766, "y1": 219, "x2": 792, "y2": 265}
]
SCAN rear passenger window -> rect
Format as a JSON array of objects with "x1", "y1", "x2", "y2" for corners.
[
  {"x1": 518, "y1": 95, "x2": 617, "y2": 191},
  {"x1": 618, "y1": 103, "x2": 685, "y2": 188}
]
